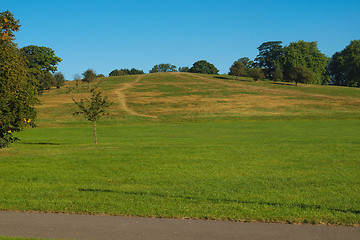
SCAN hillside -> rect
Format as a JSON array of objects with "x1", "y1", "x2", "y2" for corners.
[
  {"x1": 2, "y1": 72, "x2": 360, "y2": 225},
  {"x1": 36, "y1": 72, "x2": 360, "y2": 126}
]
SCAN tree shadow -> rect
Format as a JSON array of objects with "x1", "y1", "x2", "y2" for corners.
[
  {"x1": 20, "y1": 142, "x2": 61, "y2": 145},
  {"x1": 214, "y1": 76, "x2": 254, "y2": 82},
  {"x1": 78, "y1": 188, "x2": 360, "y2": 215},
  {"x1": 272, "y1": 82, "x2": 296, "y2": 86}
]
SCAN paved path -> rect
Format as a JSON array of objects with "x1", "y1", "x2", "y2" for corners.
[{"x1": 0, "y1": 211, "x2": 359, "y2": 240}]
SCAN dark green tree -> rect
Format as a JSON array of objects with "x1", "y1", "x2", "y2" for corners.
[
  {"x1": 229, "y1": 57, "x2": 253, "y2": 78},
  {"x1": 82, "y1": 68, "x2": 97, "y2": 85},
  {"x1": 255, "y1": 41, "x2": 283, "y2": 79},
  {"x1": 109, "y1": 69, "x2": 126, "y2": 76},
  {"x1": 150, "y1": 63, "x2": 177, "y2": 73},
  {"x1": 189, "y1": 60, "x2": 219, "y2": 74},
  {"x1": 272, "y1": 68, "x2": 284, "y2": 81},
  {"x1": 229, "y1": 60, "x2": 247, "y2": 78},
  {"x1": 20, "y1": 45, "x2": 62, "y2": 91},
  {"x1": 328, "y1": 40, "x2": 360, "y2": 87},
  {"x1": 282, "y1": 41, "x2": 329, "y2": 85},
  {"x1": 248, "y1": 68, "x2": 265, "y2": 81},
  {"x1": 53, "y1": 72, "x2": 65, "y2": 88},
  {"x1": 0, "y1": 10, "x2": 38, "y2": 148},
  {"x1": 73, "y1": 86, "x2": 112, "y2": 144},
  {"x1": 178, "y1": 66, "x2": 189, "y2": 72},
  {"x1": 109, "y1": 68, "x2": 144, "y2": 76},
  {"x1": 20, "y1": 45, "x2": 62, "y2": 73},
  {"x1": 288, "y1": 66, "x2": 315, "y2": 85},
  {"x1": 130, "y1": 68, "x2": 144, "y2": 75}
]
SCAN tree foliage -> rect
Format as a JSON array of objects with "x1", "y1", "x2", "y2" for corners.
[
  {"x1": 72, "y1": 86, "x2": 111, "y2": 144},
  {"x1": 0, "y1": 10, "x2": 20, "y2": 42},
  {"x1": 109, "y1": 68, "x2": 144, "y2": 76},
  {"x1": 150, "y1": 63, "x2": 177, "y2": 73},
  {"x1": 248, "y1": 68, "x2": 265, "y2": 81},
  {"x1": 178, "y1": 66, "x2": 189, "y2": 72},
  {"x1": 20, "y1": 45, "x2": 62, "y2": 91},
  {"x1": 54, "y1": 72, "x2": 65, "y2": 88},
  {"x1": 282, "y1": 41, "x2": 329, "y2": 85},
  {"x1": 255, "y1": 41, "x2": 283, "y2": 79},
  {"x1": 20, "y1": 45, "x2": 62, "y2": 73},
  {"x1": 328, "y1": 40, "x2": 360, "y2": 87},
  {"x1": 189, "y1": 60, "x2": 219, "y2": 74},
  {"x1": 0, "y1": 11, "x2": 38, "y2": 148},
  {"x1": 229, "y1": 57, "x2": 253, "y2": 78},
  {"x1": 82, "y1": 68, "x2": 97, "y2": 84},
  {"x1": 288, "y1": 66, "x2": 315, "y2": 85}
]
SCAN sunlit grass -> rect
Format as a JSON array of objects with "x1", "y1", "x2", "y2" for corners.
[
  {"x1": 1, "y1": 73, "x2": 359, "y2": 225},
  {"x1": 1, "y1": 120, "x2": 359, "y2": 225}
]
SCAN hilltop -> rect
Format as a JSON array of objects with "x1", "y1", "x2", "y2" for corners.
[{"x1": 36, "y1": 72, "x2": 360, "y2": 126}]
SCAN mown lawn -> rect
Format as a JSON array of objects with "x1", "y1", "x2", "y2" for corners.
[{"x1": 1, "y1": 119, "x2": 359, "y2": 225}]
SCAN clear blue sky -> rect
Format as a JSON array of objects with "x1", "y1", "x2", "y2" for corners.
[{"x1": 3, "y1": 0, "x2": 360, "y2": 79}]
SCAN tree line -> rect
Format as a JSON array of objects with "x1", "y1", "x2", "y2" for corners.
[{"x1": 229, "y1": 40, "x2": 360, "y2": 87}]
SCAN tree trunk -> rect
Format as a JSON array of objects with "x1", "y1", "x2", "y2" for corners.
[{"x1": 93, "y1": 122, "x2": 97, "y2": 144}]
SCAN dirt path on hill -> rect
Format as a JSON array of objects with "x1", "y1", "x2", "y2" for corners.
[
  {"x1": 115, "y1": 75, "x2": 157, "y2": 118},
  {"x1": 0, "y1": 211, "x2": 359, "y2": 240}
]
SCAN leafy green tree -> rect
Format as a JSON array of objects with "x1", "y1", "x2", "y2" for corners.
[
  {"x1": 229, "y1": 60, "x2": 246, "y2": 78},
  {"x1": 109, "y1": 69, "x2": 126, "y2": 76},
  {"x1": 109, "y1": 68, "x2": 144, "y2": 76},
  {"x1": 255, "y1": 41, "x2": 283, "y2": 79},
  {"x1": 248, "y1": 68, "x2": 265, "y2": 81},
  {"x1": 0, "y1": 10, "x2": 38, "y2": 148},
  {"x1": 130, "y1": 68, "x2": 144, "y2": 75},
  {"x1": 20, "y1": 45, "x2": 62, "y2": 91},
  {"x1": 150, "y1": 63, "x2": 177, "y2": 73},
  {"x1": 288, "y1": 66, "x2": 315, "y2": 85},
  {"x1": 178, "y1": 66, "x2": 189, "y2": 72},
  {"x1": 282, "y1": 41, "x2": 329, "y2": 85},
  {"x1": 229, "y1": 57, "x2": 253, "y2": 78},
  {"x1": 54, "y1": 72, "x2": 65, "y2": 88},
  {"x1": 189, "y1": 60, "x2": 219, "y2": 74},
  {"x1": 272, "y1": 68, "x2": 284, "y2": 81},
  {"x1": 73, "y1": 86, "x2": 112, "y2": 144},
  {"x1": 82, "y1": 68, "x2": 97, "y2": 85},
  {"x1": 328, "y1": 40, "x2": 360, "y2": 87},
  {"x1": 20, "y1": 45, "x2": 62, "y2": 73}
]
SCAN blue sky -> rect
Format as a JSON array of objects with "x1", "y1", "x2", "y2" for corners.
[{"x1": 3, "y1": 0, "x2": 360, "y2": 79}]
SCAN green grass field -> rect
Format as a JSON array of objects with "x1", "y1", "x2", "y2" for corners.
[{"x1": 1, "y1": 73, "x2": 359, "y2": 225}]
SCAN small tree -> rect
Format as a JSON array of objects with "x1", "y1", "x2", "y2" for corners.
[
  {"x1": 229, "y1": 60, "x2": 247, "y2": 78},
  {"x1": 53, "y1": 72, "x2": 65, "y2": 88},
  {"x1": 73, "y1": 86, "x2": 111, "y2": 144},
  {"x1": 82, "y1": 68, "x2": 97, "y2": 85}
]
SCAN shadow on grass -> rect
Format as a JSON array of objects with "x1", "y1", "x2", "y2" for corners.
[
  {"x1": 272, "y1": 82, "x2": 296, "y2": 86},
  {"x1": 20, "y1": 142, "x2": 61, "y2": 145},
  {"x1": 214, "y1": 76, "x2": 254, "y2": 82},
  {"x1": 78, "y1": 188, "x2": 360, "y2": 215}
]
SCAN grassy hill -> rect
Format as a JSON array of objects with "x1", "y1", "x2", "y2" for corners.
[
  {"x1": 1, "y1": 73, "x2": 359, "y2": 225},
  {"x1": 36, "y1": 72, "x2": 360, "y2": 126}
]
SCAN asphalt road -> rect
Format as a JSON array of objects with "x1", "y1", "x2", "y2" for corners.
[{"x1": 0, "y1": 211, "x2": 359, "y2": 240}]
